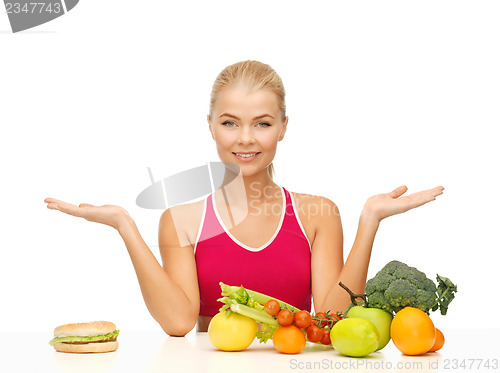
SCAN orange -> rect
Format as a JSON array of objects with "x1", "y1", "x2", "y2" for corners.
[
  {"x1": 390, "y1": 307, "x2": 436, "y2": 355},
  {"x1": 272, "y1": 325, "x2": 306, "y2": 354},
  {"x1": 429, "y1": 328, "x2": 445, "y2": 352}
]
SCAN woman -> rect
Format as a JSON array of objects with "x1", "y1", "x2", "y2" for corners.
[{"x1": 44, "y1": 60, "x2": 444, "y2": 336}]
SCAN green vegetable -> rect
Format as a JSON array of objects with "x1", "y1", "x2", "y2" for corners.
[
  {"x1": 229, "y1": 303, "x2": 279, "y2": 326},
  {"x1": 48, "y1": 330, "x2": 119, "y2": 346},
  {"x1": 217, "y1": 282, "x2": 300, "y2": 343},
  {"x1": 433, "y1": 275, "x2": 458, "y2": 315},
  {"x1": 365, "y1": 260, "x2": 457, "y2": 315},
  {"x1": 219, "y1": 283, "x2": 300, "y2": 312}
]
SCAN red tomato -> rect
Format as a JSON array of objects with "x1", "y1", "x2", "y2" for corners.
[
  {"x1": 264, "y1": 299, "x2": 280, "y2": 317},
  {"x1": 306, "y1": 325, "x2": 322, "y2": 343},
  {"x1": 314, "y1": 312, "x2": 328, "y2": 328},
  {"x1": 329, "y1": 313, "x2": 342, "y2": 321},
  {"x1": 328, "y1": 313, "x2": 342, "y2": 327},
  {"x1": 294, "y1": 310, "x2": 312, "y2": 329},
  {"x1": 277, "y1": 309, "x2": 294, "y2": 326},
  {"x1": 320, "y1": 328, "x2": 332, "y2": 345}
]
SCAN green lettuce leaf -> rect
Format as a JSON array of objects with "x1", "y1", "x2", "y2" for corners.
[{"x1": 49, "y1": 330, "x2": 119, "y2": 346}]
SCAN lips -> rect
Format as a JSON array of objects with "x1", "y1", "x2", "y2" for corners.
[{"x1": 232, "y1": 152, "x2": 261, "y2": 161}]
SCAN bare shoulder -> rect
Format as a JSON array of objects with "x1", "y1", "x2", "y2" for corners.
[
  {"x1": 159, "y1": 198, "x2": 206, "y2": 248},
  {"x1": 290, "y1": 191, "x2": 340, "y2": 219},
  {"x1": 289, "y1": 191, "x2": 341, "y2": 246}
]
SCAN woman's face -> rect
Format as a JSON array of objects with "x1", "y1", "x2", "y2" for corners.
[{"x1": 208, "y1": 87, "x2": 288, "y2": 178}]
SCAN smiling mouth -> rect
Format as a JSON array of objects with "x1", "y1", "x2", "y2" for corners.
[{"x1": 232, "y1": 152, "x2": 261, "y2": 158}]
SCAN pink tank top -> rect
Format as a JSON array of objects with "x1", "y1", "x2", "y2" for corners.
[{"x1": 194, "y1": 186, "x2": 312, "y2": 317}]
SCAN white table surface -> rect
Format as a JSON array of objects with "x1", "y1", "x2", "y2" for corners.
[{"x1": 1, "y1": 329, "x2": 498, "y2": 373}]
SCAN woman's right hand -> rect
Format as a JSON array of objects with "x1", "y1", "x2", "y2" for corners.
[{"x1": 44, "y1": 198, "x2": 130, "y2": 230}]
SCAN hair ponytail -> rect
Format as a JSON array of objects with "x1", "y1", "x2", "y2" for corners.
[{"x1": 268, "y1": 162, "x2": 275, "y2": 180}]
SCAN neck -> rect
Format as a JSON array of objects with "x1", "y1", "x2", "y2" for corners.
[{"x1": 217, "y1": 167, "x2": 280, "y2": 205}]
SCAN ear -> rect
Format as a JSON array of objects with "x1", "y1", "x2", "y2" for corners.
[
  {"x1": 278, "y1": 116, "x2": 288, "y2": 141},
  {"x1": 207, "y1": 115, "x2": 215, "y2": 140}
]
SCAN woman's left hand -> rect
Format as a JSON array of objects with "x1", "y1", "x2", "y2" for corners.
[{"x1": 362, "y1": 185, "x2": 444, "y2": 222}]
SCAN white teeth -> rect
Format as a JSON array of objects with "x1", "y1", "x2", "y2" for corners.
[{"x1": 235, "y1": 153, "x2": 258, "y2": 157}]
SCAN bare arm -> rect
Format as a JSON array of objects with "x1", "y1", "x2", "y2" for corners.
[
  {"x1": 311, "y1": 185, "x2": 444, "y2": 314},
  {"x1": 119, "y1": 211, "x2": 199, "y2": 336},
  {"x1": 44, "y1": 198, "x2": 199, "y2": 336},
  {"x1": 313, "y1": 212, "x2": 379, "y2": 314}
]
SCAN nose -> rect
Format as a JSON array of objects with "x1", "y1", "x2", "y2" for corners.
[{"x1": 237, "y1": 126, "x2": 255, "y2": 144}]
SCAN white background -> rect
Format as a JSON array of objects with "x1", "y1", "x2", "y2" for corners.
[{"x1": 1, "y1": 0, "x2": 499, "y2": 334}]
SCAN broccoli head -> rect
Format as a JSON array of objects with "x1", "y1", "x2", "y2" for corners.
[{"x1": 365, "y1": 260, "x2": 455, "y2": 315}]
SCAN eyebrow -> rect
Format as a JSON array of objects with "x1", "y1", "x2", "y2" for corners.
[{"x1": 219, "y1": 113, "x2": 275, "y2": 120}]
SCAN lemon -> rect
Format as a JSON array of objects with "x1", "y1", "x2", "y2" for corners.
[{"x1": 208, "y1": 312, "x2": 257, "y2": 351}]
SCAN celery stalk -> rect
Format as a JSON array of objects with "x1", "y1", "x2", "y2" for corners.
[
  {"x1": 219, "y1": 282, "x2": 300, "y2": 343},
  {"x1": 230, "y1": 303, "x2": 279, "y2": 327},
  {"x1": 219, "y1": 282, "x2": 300, "y2": 313},
  {"x1": 245, "y1": 289, "x2": 300, "y2": 313}
]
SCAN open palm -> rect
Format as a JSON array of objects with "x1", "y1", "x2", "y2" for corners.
[
  {"x1": 44, "y1": 198, "x2": 129, "y2": 230},
  {"x1": 362, "y1": 185, "x2": 444, "y2": 222}
]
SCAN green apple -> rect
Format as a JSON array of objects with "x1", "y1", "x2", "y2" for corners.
[
  {"x1": 330, "y1": 318, "x2": 379, "y2": 357},
  {"x1": 346, "y1": 305, "x2": 393, "y2": 350}
]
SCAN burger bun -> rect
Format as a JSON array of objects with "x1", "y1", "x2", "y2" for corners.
[
  {"x1": 52, "y1": 341, "x2": 119, "y2": 353},
  {"x1": 54, "y1": 321, "x2": 116, "y2": 338}
]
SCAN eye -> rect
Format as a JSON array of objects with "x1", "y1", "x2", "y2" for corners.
[
  {"x1": 221, "y1": 121, "x2": 236, "y2": 127},
  {"x1": 257, "y1": 122, "x2": 271, "y2": 127}
]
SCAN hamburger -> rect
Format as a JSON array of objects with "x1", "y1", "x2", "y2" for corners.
[{"x1": 49, "y1": 321, "x2": 119, "y2": 353}]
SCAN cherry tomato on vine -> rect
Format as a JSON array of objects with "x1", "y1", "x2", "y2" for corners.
[
  {"x1": 328, "y1": 313, "x2": 342, "y2": 327},
  {"x1": 264, "y1": 299, "x2": 280, "y2": 316},
  {"x1": 294, "y1": 310, "x2": 312, "y2": 329},
  {"x1": 314, "y1": 312, "x2": 329, "y2": 328},
  {"x1": 320, "y1": 328, "x2": 332, "y2": 345},
  {"x1": 330, "y1": 313, "x2": 342, "y2": 321},
  {"x1": 306, "y1": 325, "x2": 322, "y2": 343},
  {"x1": 277, "y1": 309, "x2": 294, "y2": 326}
]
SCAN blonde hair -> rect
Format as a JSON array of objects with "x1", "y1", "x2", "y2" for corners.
[{"x1": 209, "y1": 60, "x2": 286, "y2": 180}]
